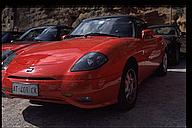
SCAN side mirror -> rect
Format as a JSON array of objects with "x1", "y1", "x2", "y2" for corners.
[
  {"x1": 61, "y1": 34, "x2": 70, "y2": 40},
  {"x1": 142, "y1": 29, "x2": 155, "y2": 39}
]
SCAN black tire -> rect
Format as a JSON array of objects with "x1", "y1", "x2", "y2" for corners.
[
  {"x1": 157, "y1": 52, "x2": 167, "y2": 76},
  {"x1": 117, "y1": 62, "x2": 138, "y2": 110},
  {"x1": 172, "y1": 47, "x2": 180, "y2": 65}
]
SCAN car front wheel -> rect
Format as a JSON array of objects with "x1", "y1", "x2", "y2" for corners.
[{"x1": 118, "y1": 62, "x2": 138, "y2": 110}]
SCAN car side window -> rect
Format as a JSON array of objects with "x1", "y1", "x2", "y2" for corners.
[
  {"x1": 20, "y1": 28, "x2": 45, "y2": 41},
  {"x1": 152, "y1": 27, "x2": 177, "y2": 36},
  {"x1": 135, "y1": 20, "x2": 146, "y2": 38}
]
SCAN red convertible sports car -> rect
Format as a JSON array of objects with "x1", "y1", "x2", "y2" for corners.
[{"x1": 2, "y1": 15, "x2": 167, "y2": 110}]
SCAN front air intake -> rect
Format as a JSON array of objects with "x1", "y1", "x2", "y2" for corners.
[{"x1": 8, "y1": 76, "x2": 56, "y2": 80}]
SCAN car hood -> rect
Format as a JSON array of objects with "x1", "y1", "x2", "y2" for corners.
[
  {"x1": 14, "y1": 36, "x2": 118, "y2": 65},
  {"x1": 2, "y1": 41, "x2": 37, "y2": 52},
  {"x1": 6, "y1": 36, "x2": 121, "y2": 78}
]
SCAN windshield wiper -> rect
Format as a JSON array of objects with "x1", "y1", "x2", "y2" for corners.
[
  {"x1": 65, "y1": 33, "x2": 120, "y2": 39},
  {"x1": 11, "y1": 39, "x2": 22, "y2": 42},
  {"x1": 84, "y1": 33, "x2": 120, "y2": 38},
  {"x1": 33, "y1": 38, "x2": 44, "y2": 41},
  {"x1": 64, "y1": 35, "x2": 84, "y2": 39}
]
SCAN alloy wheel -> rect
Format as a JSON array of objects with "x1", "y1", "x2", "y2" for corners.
[{"x1": 124, "y1": 69, "x2": 137, "y2": 104}]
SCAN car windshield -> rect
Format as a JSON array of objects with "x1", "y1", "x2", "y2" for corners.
[
  {"x1": 19, "y1": 27, "x2": 47, "y2": 41},
  {"x1": 2, "y1": 31, "x2": 6, "y2": 37},
  {"x1": 70, "y1": 17, "x2": 133, "y2": 37},
  {"x1": 34, "y1": 27, "x2": 58, "y2": 41},
  {"x1": 150, "y1": 27, "x2": 177, "y2": 35}
]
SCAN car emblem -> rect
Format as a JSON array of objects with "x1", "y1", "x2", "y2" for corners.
[{"x1": 25, "y1": 67, "x2": 34, "y2": 73}]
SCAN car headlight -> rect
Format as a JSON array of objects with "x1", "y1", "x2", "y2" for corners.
[
  {"x1": 2, "y1": 50, "x2": 14, "y2": 61},
  {"x1": 2, "y1": 52, "x2": 16, "y2": 70},
  {"x1": 71, "y1": 52, "x2": 108, "y2": 72}
]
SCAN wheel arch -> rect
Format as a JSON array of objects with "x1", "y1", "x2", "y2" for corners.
[{"x1": 123, "y1": 56, "x2": 138, "y2": 75}]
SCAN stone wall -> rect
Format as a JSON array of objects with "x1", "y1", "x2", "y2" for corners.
[{"x1": 2, "y1": 6, "x2": 186, "y2": 32}]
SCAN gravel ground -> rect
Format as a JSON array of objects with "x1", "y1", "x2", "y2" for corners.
[{"x1": 2, "y1": 57, "x2": 186, "y2": 128}]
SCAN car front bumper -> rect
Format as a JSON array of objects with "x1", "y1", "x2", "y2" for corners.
[{"x1": 2, "y1": 73, "x2": 121, "y2": 109}]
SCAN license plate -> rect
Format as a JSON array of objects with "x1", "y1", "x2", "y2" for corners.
[{"x1": 12, "y1": 82, "x2": 38, "y2": 96}]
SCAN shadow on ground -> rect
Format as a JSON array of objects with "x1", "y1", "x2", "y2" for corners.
[{"x1": 22, "y1": 103, "x2": 124, "y2": 127}]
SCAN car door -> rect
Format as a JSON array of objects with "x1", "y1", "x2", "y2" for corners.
[
  {"x1": 142, "y1": 35, "x2": 161, "y2": 75},
  {"x1": 133, "y1": 19, "x2": 151, "y2": 81},
  {"x1": 134, "y1": 19, "x2": 161, "y2": 81}
]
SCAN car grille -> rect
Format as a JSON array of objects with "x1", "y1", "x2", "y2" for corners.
[{"x1": 8, "y1": 76, "x2": 56, "y2": 80}]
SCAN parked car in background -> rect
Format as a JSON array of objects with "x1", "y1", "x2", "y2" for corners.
[
  {"x1": 1, "y1": 31, "x2": 24, "y2": 43},
  {"x1": 148, "y1": 25, "x2": 185, "y2": 65},
  {"x1": 2, "y1": 25, "x2": 73, "y2": 61},
  {"x1": 18, "y1": 25, "x2": 73, "y2": 42},
  {"x1": 2, "y1": 15, "x2": 167, "y2": 110}
]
